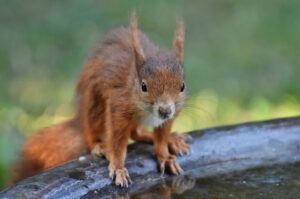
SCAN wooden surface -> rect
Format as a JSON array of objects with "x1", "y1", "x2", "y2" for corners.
[{"x1": 1, "y1": 116, "x2": 300, "y2": 198}]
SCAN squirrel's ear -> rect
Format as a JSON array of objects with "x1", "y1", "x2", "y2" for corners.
[
  {"x1": 130, "y1": 11, "x2": 145, "y2": 67},
  {"x1": 173, "y1": 19, "x2": 185, "y2": 66}
]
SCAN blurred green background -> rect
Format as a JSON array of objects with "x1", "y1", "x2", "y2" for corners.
[{"x1": 1, "y1": 0, "x2": 300, "y2": 189}]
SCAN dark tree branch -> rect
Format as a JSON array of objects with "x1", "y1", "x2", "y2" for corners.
[{"x1": 1, "y1": 116, "x2": 300, "y2": 198}]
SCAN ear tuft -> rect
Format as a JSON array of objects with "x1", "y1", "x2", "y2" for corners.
[
  {"x1": 173, "y1": 19, "x2": 185, "y2": 66},
  {"x1": 130, "y1": 11, "x2": 145, "y2": 67}
]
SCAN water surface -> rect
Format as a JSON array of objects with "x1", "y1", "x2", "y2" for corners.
[{"x1": 131, "y1": 162, "x2": 300, "y2": 199}]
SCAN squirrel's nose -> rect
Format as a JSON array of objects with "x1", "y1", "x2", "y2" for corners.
[{"x1": 158, "y1": 106, "x2": 172, "y2": 119}]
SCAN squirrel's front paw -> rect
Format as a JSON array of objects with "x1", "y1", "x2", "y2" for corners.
[
  {"x1": 158, "y1": 154, "x2": 184, "y2": 176},
  {"x1": 108, "y1": 165, "x2": 132, "y2": 187},
  {"x1": 168, "y1": 133, "x2": 191, "y2": 156}
]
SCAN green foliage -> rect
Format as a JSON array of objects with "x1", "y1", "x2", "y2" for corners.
[{"x1": 0, "y1": 0, "x2": 300, "y2": 189}]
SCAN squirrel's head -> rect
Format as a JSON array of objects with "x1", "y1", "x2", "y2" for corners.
[{"x1": 130, "y1": 13, "x2": 186, "y2": 127}]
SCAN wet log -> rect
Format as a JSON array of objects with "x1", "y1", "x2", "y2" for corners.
[{"x1": 1, "y1": 116, "x2": 300, "y2": 198}]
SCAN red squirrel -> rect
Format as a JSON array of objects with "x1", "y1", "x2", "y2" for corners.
[{"x1": 11, "y1": 13, "x2": 190, "y2": 187}]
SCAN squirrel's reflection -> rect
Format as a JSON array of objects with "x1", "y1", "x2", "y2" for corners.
[{"x1": 130, "y1": 175, "x2": 195, "y2": 199}]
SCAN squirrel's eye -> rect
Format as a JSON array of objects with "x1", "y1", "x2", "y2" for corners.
[
  {"x1": 141, "y1": 82, "x2": 147, "y2": 92},
  {"x1": 180, "y1": 82, "x2": 185, "y2": 92}
]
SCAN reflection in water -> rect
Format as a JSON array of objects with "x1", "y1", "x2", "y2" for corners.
[
  {"x1": 131, "y1": 175, "x2": 195, "y2": 199},
  {"x1": 131, "y1": 162, "x2": 300, "y2": 199}
]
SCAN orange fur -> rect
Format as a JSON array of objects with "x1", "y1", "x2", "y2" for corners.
[
  {"x1": 10, "y1": 119, "x2": 85, "y2": 183},
  {"x1": 11, "y1": 13, "x2": 189, "y2": 187}
]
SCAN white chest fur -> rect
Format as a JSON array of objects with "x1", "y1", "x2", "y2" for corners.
[{"x1": 141, "y1": 113, "x2": 165, "y2": 128}]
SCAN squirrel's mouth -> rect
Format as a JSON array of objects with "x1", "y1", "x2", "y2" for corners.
[{"x1": 140, "y1": 101, "x2": 175, "y2": 127}]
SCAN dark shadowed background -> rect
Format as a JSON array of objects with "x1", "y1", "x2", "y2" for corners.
[{"x1": 0, "y1": 0, "x2": 299, "y2": 188}]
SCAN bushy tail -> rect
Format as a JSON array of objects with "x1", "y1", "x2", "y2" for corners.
[{"x1": 8, "y1": 118, "x2": 86, "y2": 184}]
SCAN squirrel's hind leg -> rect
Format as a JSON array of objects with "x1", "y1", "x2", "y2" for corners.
[{"x1": 82, "y1": 85, "x2": 108, "y2": 157}]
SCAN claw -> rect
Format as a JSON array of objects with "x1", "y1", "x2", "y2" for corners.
[
  {"x1": 127, "y1": 175, "x2": 133, "y2": 184},
  {"x1": 158, "y1": 154, "x2": 184, "y2": 177},
  {"x1": 178, "y1": 166, "x2": 184, "y2": 175},
  {"x1": 109, "y1": 169, "x2": 115, "y2": 179},
  {"x1": 109, "y1": 167, "x2": 132, "y2": 188},
  {"x1": 175, "y1": 161, "x2": 183, "y2": 175},
  {"x1": 184, "y1": 134, "x2": 193, "y2": 143},
  {"x1": 184, "y1": 148, "x2": 190, "y2": 155},
  {"x1": 169, "y1": 133, "x2": 191, "y2": 157},
  {"x1": 170, "y1": 162, "x2": 178, "y2": 175},
  {"x1": 124, "y1": 179, "x2": 128, "y2": 188},
  {"x1": 160, "y1": 163, "x2": 165, "y2": 177}
]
